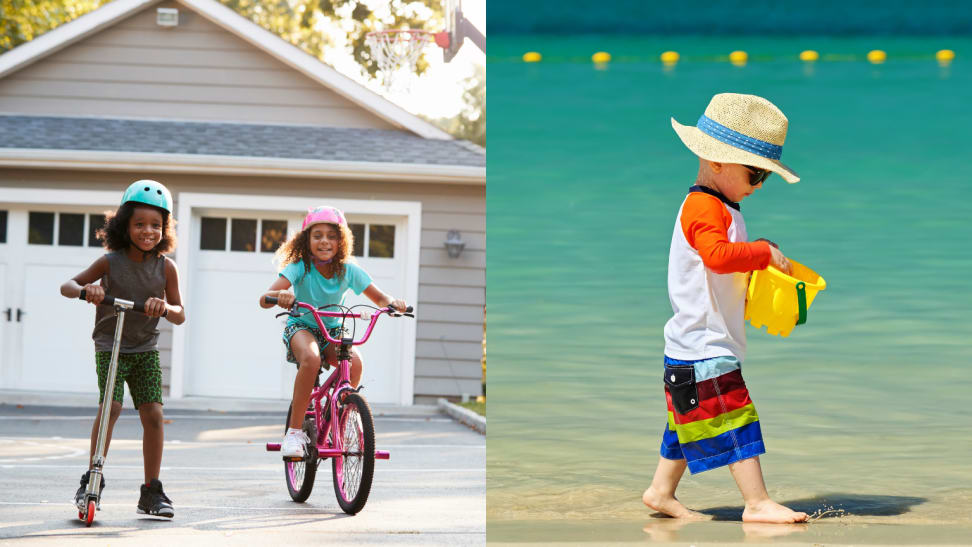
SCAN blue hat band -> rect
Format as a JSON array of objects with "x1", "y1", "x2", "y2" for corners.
[{"x1": 697, "y1": 115, "x2": 783, "y2": 161}]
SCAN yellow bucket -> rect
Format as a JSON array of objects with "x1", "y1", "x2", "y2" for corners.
[{"x1": 744, "y1": 259, "x2": 826, "y2": 337}]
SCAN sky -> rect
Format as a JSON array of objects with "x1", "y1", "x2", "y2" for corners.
[{"x1": 324, "y1": 0, "x2": 485, "y2": 120}]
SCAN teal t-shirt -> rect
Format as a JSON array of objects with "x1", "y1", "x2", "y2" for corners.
[{"x1": 280, "y1": 261, "x2": 373, "y2": 329}]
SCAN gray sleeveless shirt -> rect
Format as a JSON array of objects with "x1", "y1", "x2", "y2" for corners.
[{"x1": 92, "y1": 251, "x2": 166, "y2": 353}]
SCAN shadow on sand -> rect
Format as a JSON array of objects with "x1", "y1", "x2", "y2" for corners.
[{"x1": 699, "y1": 492, "x2": 927, "y2": 521}]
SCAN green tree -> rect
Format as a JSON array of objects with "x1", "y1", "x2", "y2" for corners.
[{"x1": 0, "y1": 0, "x2": 111, "y2": 53}]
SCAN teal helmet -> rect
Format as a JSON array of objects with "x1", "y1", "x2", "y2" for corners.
[{"x1": 121, "y1": 180, "x2": 172, "y2": 213}]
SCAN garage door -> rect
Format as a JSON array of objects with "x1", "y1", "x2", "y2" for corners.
[
  {"x1": 0, "y1": 206, "x2": 109, "y2": 393},
  {"x1": 183, "y1": 210, "x2": 406, "y2": 403}
]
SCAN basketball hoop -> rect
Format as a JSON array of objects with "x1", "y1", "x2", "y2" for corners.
[{"x1": 366, "y1": 29, "x2": 449, "y2": 89}]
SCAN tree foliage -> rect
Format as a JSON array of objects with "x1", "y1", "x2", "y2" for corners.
[{"x1": 0, "y1": 0, "x2": 111, "y2": 53}]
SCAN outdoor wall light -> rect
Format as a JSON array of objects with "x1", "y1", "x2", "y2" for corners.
[{"x1": 445, "y1": 229, "x2": 465, "y2": 258}]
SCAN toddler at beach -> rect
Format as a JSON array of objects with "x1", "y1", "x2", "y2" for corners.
[{"x1": 642, "y1": 93, "x2": 809, "y2": 524}]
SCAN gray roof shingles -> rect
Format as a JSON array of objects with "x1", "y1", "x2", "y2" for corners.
[{"x1": 0, "y1": 115, "x2": 485, "y2": 168}]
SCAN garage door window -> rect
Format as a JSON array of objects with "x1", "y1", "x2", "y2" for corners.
[
  {"x1": 348, "y1": 223, "x2": 395, "y2": 258},
  {"x1": 29, "y1": 211, "x2": 108, "y2": 247},
  {"x1": 201, "y1": 217, "x2": 287, "y2": 253}
]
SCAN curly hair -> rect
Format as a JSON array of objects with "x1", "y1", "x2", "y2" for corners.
[
  {"x1": 96, "y1": 202, "x2": 177, "y2": 255},
  {"x1": 275, "y1": 222, "x2": 355, "y2": 279}
]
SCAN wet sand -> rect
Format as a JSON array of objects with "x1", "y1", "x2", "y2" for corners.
[{"x1": 488, "y1": 518, "x2": 972, "y2": 545}]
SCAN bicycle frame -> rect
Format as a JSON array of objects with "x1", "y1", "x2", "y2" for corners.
[{"x1": 268, "y1": 302, "x2": 392, "y2": 460}]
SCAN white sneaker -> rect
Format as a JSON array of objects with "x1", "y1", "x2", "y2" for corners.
[{"x1": 281, "y1": 429, "x2": 309, "y2": 459}]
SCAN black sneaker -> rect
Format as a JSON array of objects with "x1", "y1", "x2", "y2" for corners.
[
  {"x1": 74, "y1": 470, "x2": 105, "y2": 510},
  {"x1": 137, "y1": 479, "x2": 174, "y2": 518}
]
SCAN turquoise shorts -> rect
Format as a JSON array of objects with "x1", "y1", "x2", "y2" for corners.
[{"x1": 282, "y1": 323, "x2": 347, "y2": 369}]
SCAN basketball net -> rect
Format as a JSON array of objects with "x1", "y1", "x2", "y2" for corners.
[{"x1": 366, "y1": 30, "x2": 437, "y2": 90}]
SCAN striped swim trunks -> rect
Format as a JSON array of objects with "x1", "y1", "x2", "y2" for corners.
[{"x1": 659, "y1": 355, "x2": 765, "y2": 474}]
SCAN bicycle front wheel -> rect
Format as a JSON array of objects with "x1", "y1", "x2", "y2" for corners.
[
  {"x1": 284, "y1": 402, "x2": 318, "y2": 502},
  {"x1": 331, "y1": 393, "x2": 375, "y2": 514}
]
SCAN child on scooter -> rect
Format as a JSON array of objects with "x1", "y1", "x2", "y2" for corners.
[{"x1": 60, "y1": 179, "x2": 186, "y2": 518}]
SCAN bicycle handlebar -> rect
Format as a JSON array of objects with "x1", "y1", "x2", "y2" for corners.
[
  {"x1": 263, "y1": 296, "x2": 413, "y2": 345},
  {"x1": 264, "y1": 295, "x2": 413, "y2": 316},
  {"x1": 79, "y1": 289, "x2": 167, "y2": 317}
]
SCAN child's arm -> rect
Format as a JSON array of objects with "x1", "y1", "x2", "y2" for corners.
[
  {"x1": 147, "y1": 257, "x2": 186, "y2": 324},
  {"x1": 60, "y1": 256, "x2": 109, "y2": 304},
  {"x1": 260, "y1": 276, "x2": 294, "y2": 309},
  {"x1": 682, "y1": 194, "x2": 791, "y2": 274},
  {"x1": 362, "y1": 284, "x2": 407, "y2": 313}
]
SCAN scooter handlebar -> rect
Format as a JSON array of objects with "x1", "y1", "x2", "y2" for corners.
[{"x1": 80, "y1": 289, "x2": 167, "y2": 317}]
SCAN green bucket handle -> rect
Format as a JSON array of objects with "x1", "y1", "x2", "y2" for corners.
[{"x1": 795, "y1": 281, "x2": 807, "y2": 325}]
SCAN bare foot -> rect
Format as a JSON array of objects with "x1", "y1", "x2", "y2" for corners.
[
  {"x1": 642, "y1": 487, "x2": 712, "y2": 520},
  {"x1": 742, "y1": 499, "x2": 809, "y2": 523}
]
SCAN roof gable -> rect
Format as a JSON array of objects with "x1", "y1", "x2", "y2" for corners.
[{"x1": 0, "y1": 0, "x2": 452, "y2": 139}]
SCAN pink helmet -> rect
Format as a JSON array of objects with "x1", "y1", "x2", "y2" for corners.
[{"x1": 302, "y1": 205, "x2": 347, "y2": 232}]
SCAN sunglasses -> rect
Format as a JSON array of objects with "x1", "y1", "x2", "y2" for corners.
[{"x1": 744, "y1": 165, "x2": 771, "y2": 186}]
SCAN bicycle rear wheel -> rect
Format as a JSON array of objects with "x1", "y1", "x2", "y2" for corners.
[
  {"x1": 284, "y1": 402, "x2": 318, "y2": 502},
  {"x1": 331, "y1": 393, "x2": 375, "y2": 514}
]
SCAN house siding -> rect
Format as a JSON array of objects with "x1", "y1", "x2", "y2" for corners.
[
  {"x1": 0, "y1": 1, "x2": 397, "y2": 129},
  {"x1": 0, "y1": 169, "x2": 484, "y2": 403}
]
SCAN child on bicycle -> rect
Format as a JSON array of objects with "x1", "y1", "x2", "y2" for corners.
[
  {"x1": 259, "y1": 205, "x2": 406, "y2": 459},
  {"x1": 60, "y1": 179, "x2": 186, "y2": 518},
  {"x1": 642, "y1": 93, "x2": 809, "y2": 523}
]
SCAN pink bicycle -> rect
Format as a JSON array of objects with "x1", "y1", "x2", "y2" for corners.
[{"x1": 263, "y1": 297, "x2": 413, "y2": 514}]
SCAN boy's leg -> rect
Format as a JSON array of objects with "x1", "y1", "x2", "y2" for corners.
[
  {"x1": 289, "y1": 330, "x2": 322, "y2": 429},
  {"x1": 728, "y1": 456, "x2": 808, "y2": 523},
  {"x1": 643, "y1": 456, "x2": 710, "y2": 519}
]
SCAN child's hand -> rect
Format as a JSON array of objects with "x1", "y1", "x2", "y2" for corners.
[
  {"x1": 276, "y1": 290, "x2": 295, "y2": 308},
  {"x1": 144, "y1": 297, "x2": 167, "y2": 318},
  {"x1": 388, "y1": 298, "x2": 407, "y2": 313},
  {"x1": 768, "y1": 246, "x2": 792, "y2": 275},
  {"x1": 82, "y1": 283, "x2": 105, "y2": 305},
  {"x1": 755, "y1": 237, "x2": 779, "y2": 249}
]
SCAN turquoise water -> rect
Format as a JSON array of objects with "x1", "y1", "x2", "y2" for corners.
[{"x1": 486, "y1": 35, "x2": 972, "y2": 533}]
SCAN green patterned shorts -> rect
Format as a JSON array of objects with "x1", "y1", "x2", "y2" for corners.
[
  {"x1": 282, "y1": 323, "x2": 348, "y2": 369},
  {"x1": 95, "y1": 350, "x2": 163, "y2": 409}
]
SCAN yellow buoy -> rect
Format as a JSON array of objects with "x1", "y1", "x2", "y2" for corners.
[
  {"x1": 522, "y1": 51, "x2": 542, "y2": 63},
  {"x1": 729, "y1": 50, "x2": 748, "y2": 66},
  {"x1": 660, "y1": 51, "x2": 679, "y2": 65},
  {"x1": 936, "y1": 49, "x2": 955, "y2": 65},
  {"x1": 799, "y1": 50, "x2": 819, "y2": 62},
  {"x1": 592, "y1": 51, "x2": 611, "y2": 64},
  {"x1": 867, "y1": 49, "x2": 887, "y2": 64}
]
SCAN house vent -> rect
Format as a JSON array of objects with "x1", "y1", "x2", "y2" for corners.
[{"x1": 157, "y1": 8, "x2": 179, "y2": 27}]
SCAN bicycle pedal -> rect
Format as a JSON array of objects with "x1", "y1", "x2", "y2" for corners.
[{"x1": 282, "y1": 455, "x2": 304, "y2": 462}]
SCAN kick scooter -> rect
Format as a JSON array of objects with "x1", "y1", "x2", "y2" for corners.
[{"x1": 76, "y1": 290, "x2": 164, "y2": 526}]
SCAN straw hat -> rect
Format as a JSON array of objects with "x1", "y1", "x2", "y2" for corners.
[{"x1": 672, "y1": 93, "x2": 800, "y2": 183}]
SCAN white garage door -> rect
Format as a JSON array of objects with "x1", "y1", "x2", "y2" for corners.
[
  {"x1": 183, "y1": 210, "x2": 407, "y2": 404},
  {"x1": 0, "y1": 206, "x2": 109, "y2": 393}
]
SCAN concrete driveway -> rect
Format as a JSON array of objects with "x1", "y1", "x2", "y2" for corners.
[{"x1": 0, "y1": 397, "x2": 484, "y2": 545}]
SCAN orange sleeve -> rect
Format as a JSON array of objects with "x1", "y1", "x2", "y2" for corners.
[{"x1": 680, "y1": 193, "x2": 772, "y2": 274}]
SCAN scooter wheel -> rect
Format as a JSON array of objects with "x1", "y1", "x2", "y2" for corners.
[{"x1": 85, "y1": 500, "x2": 96, "y2": 526}]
